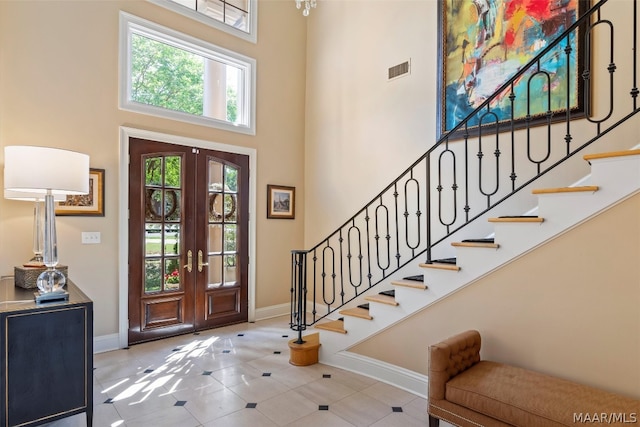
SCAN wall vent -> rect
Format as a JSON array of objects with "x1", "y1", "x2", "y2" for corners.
[{"x1": 388, "y1": 59, "x2": 410, "y2": 81}]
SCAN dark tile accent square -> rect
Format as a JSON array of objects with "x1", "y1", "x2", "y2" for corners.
[
  {"x1": 104, "y1": 398, "x2": 113, "y2": 404},
  {"x1": 282, "y1": 335, "x2": 289, "y2": 338},
  {"x1": 392, "y1": 407, "x2": 403, "y2": 412},
  {"x1": 323, "y1": 374, "x2": 331, "y2": 378},
  {"x1": 175, "y1": 401, "x2": 187, "y2": 407},
  {"x1": 237, "y1": 333, "x2": 244, "y2": 336},
  {"x1": 262, "y1": 372, "x2": 271, "y2": 377},
  {"x1": 319, "y1": 405, "x2": 329, "y2": 411},
  {"x1": 222, "y1": 350, "x2": 231, "y2": 354},
  {"x1": 202, "y1": 371, "x2": 213, "y2": 376},
  {"x1": 144, "y1": 369, "x2": 154, "y2": 374},
  {"x1": 246, "y1": 402, "x2": 257, "y2": 408},
  {"x1": 273, "y1": 351, "x2": 281, "y2": 354},
  {"x1": 172, "y1": 348, "x2": 180, "y2": 352}
]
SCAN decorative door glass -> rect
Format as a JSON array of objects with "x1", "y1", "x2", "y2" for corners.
[
  {"x1": 207, "y1": 160, "x2": 238, "y2": 288},
  {"x1": 143, "y1": 155, "x2": 183, "y2": 293}
]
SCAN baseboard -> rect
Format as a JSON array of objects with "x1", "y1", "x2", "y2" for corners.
[
  {"x1": 94, "y1": 333, "x2": 120, "y2": 354},
  {"x1": 254, "y1": 302, "x2": 290, "y2": 321},
  {"x1": 322, "y1": 350, "x2": 428, "y2": 398}
]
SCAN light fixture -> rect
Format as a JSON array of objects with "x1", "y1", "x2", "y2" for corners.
[
  {"x1": 4, "y1": 190, "x2": 65, "y2": 266},
  {"x1": 295, "y1": 0, "x2": 316, "y2": 16},
  {"x1": 4, "y1": 146, "x2": 89, "y2": 302}
]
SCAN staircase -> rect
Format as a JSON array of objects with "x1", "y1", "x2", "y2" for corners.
[
  {"x1": 313, "y1": 149, "x2": 640, "y2": 395},
  {"x1": 289, "y1": 0, "x2": 640, "y2": 395}
]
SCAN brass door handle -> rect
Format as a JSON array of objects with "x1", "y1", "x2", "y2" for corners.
[
  {"x1": 184, "y1": 250, "x2": 193, "y2": 273},
  {"x1": 198, "y1": 250, "x2": 209, "y2": 272}
]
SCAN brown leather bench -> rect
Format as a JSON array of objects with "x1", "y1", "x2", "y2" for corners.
[{"x1": 428, "y1": 330, "x2": 640, "y2": 426}]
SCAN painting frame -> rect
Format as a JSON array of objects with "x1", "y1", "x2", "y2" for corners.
[
  {"x1": 267, "y1": 184, "x2": 295, "y2": 219},
  {"x1": 437, "y1": 0, "x2": 588, "y2": 140},
  {"x1": 55, "y1": 168, "x2": 105, "y2": 216}
]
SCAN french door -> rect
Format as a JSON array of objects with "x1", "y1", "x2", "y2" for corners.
[{"x1": 128, "y1": 138, "x2": 249, "y2": 344}]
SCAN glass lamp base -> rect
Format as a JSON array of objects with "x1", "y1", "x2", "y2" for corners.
[{"x1": 36, "y1": 268, "x2": 67, "y2": 294}]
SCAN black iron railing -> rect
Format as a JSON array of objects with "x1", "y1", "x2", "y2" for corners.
[{"x1": 291, "y1": 0, "x2": 640, "y2": 335}]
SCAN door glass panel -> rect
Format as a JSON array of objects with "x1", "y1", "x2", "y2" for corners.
[
  {"x1": 165, "y1": 156, "x2": 181, "y2": 187},
  {"x1": 208, "y1": 224, "x2": 223, "y2": 253},
  {"x1": 143, "y1": 154, "x2": 183, "y2": 295},
  {"x1": 224, "y1": 254, "x2": 236, "y2": 285},
  {"x1": 145, "y1": 259, "x2": 162, "y2": 293},
  {"x1": 206, "y1": 159, "x2": 240, "y2": 290},
  {"x1": 208, "y1": 255, "x2": 222, "y2": 287},
  {"x1": 164, "y1": 257, "x2": 181, "y2": 291},
  {"x1": 164, "y1": 225, "x2": 180, "y2": 256},
  {"x1": 224, "y1": 224, "x2": 237, "y2": 251},
  {"x1": 145, "y1": 157, "x2": 162, "y2": 186},
  {"x1": 165, "y1": 189, "x2": 181, "y2": 221},
  {"x1": 145, "y1": 224, "x2": 162, "y2": 256}
]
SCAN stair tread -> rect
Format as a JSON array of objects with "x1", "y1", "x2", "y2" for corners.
[
  {"x1": 315, "y1": 319, "x2": 346, "y2": 334},
  {"x1": 452, "y1": 240, "x2": 499, "y2": 248},
  {"x1": 532, "y1": 185, "x2": 599, "y2": 195},
  {"x1": 365, "y1": 294, "x2": 399, "y2": 306},
  {"x1": 419, "y1": 260, "x2": 461, "y2": 271},
  {"x1": 339, "y1": 307, "x2": 373, "y2": 320},
  {"x1": 584, "y1": 148, "x2": 640, "y2": 161},
  {"x1": 391, "y1": 279, "x2": 428, "y2": 290},
  {"x1": 488, "y1": 216, "x2": 544, "y2": 223}
]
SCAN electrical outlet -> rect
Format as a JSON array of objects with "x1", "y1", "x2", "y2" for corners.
[{"x1": 81, "y1": 231, "x2": 101, "y2": 244}]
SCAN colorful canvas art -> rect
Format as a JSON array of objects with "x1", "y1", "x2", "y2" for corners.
[{"x1": 439, "y1": 0, "x2": 586, "y2": 137}]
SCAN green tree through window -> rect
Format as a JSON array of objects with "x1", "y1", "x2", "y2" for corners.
[{"x1": 130, "y1": 34, "x2": 239, "y2": 122}]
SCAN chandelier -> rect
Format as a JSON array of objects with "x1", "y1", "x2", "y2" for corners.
[{"x1": 296, "y1": 0, "x2": 316, "y2": 16}]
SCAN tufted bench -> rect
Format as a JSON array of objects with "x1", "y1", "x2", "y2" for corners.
[{"x1": 428, "y1": 330, "x2": 640, "y2": 427}]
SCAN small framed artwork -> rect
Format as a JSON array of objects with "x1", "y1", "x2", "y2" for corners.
[
  {"x1": 56, "y1": 168, "x2": 105, "y2": 216},
  {"x1": 267, "y1": 184, "x2": 295, "y2": 219}
]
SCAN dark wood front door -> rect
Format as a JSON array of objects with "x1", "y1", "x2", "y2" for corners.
[{"x1": 128, "y1": 137, "x2": 249, "y2": 344}]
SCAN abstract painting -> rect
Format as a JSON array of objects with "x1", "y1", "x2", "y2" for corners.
[{"x1": 437, "y1": 0, "x2": 587, "y2": 139}]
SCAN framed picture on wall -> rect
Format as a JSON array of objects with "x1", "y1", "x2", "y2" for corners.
[
  {"x1": 437, "y1": 0, "x2": 588, "y2": 140},
  {"x1": 267, "y1": 184, "x2": 295, "y2": 219},
  {"x1": 56, "y1": 168, "x2": 105, "y2": 216}
]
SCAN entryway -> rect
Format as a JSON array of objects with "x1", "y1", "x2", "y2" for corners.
[{"x1": 127, "y1": 136, "x2": 250, "y2": 344}]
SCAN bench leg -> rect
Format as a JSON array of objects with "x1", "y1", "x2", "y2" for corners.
[{"x1": 429, "y1": 414, "x2": 440, "y2": 427}]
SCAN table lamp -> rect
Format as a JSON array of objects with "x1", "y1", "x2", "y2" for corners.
[
  {"x1": 4, "y1": 146, "x2": 89, "y2": 302},
  {"x1": 4, "y1": 190, "x2": 65, "y2": 266}
]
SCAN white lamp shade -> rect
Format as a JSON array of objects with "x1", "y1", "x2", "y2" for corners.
[
  {"x1": 4, "y1": 146, "x2": 90, "y2": 195},
  {"x1": 4, "y1": 189, "x2": 66, "y2": 201}
]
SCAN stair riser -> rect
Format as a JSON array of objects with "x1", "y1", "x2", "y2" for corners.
[{"x1": 589, "y1": 155, "x2": 640, "y2": 193}]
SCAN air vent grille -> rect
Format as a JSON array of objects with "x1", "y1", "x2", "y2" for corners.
[{"x1": 388, "y1": 60, "x2": 410, "y2": 80}]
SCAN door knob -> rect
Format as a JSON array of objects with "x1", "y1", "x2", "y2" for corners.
[
  {"x1": 198, "y1": 250, "x2": 209, "y2": 272},
  {"x1": 184, "y1": 250, "x2": 193, "y2": 273}
]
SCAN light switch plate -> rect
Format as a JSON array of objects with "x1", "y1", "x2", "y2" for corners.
[{"x1": 81, "y1": 231, "x2": 101, "y2": 244}]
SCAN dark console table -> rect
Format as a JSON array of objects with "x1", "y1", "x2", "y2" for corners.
[{"x1": 0, "y1": 276, "x2": 93, "y2": 427}]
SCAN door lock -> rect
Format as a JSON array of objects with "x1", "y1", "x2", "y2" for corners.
[
  {"x1": 198, "y1": 250, "x2": 209, "y2": 272},
  {"x1": 184, "y1": 250, "x2": 193, "y2": 273}
]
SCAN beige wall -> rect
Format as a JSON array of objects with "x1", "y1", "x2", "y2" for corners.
[
  {"x1": 0, "y1": 0, "x2": 306, "y2": 337},
  {"x1": 351, "y1": 193, "x2": 640, "y2": 399}
]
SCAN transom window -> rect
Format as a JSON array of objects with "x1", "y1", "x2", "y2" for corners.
[
  {"x1": 149, "y1": 0, "x2": 257, "y2": 43},
  {"x1": 120, "y1": 12, "x2": 256, "y2": 135}
]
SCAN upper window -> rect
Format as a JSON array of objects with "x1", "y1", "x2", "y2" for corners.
[
  {"x1": 148, "y1": 0, "x2": 257, "y2": 44},
  {"x1": 120, "y1": 12, "x2": 256, "y2": 135}
]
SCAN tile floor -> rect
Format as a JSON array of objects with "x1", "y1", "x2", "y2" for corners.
[{"x1": 43, "y1": 316, "x2": 438, "y2": 427}]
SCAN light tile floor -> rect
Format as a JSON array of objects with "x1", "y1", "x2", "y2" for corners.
[{"x1": 43, "y1": 316, "x2": 436, "y2": 427}]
